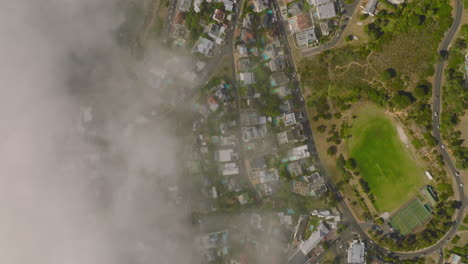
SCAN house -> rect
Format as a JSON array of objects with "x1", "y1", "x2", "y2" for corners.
[
  {"x1": 363, "y1": 0, "x2": 379, "y2": 16},
  {"x1": 196, "y1": 230, "x2": 229, "y2": 262},
  {"x1": 289, "y1": 222, "x2": 330, "y2": 264},
  {"x1": 317, "y1": 2, "x2": 336, "y2": 19},
  {"x1": 288, "y1": 2, "x2": 304, "y2": 16},
  {"x1": 241, "y1": 29, "x2": 256, "y2": 43},
  {"x1": 220, "y1": 134, "x2": 237, "y2": 146},
  {"x1": 261, "y1": 13, "x2": 275, "y2": 28},
  {"x1": 251, "y1": 156, "x2": 267, "y2": 170},
  {"x1": 237, "y1": 44, "x2": 248, "y2": 55},
  {"x1": 208, "y1": 24, "x2": 227, "y2": 44},
  {"x1": 216, "y1": 148, "x2": 235, "y2": 162},
  {"x1": 253, "y1": 0, "x2": 270, "y2": 12},
  {"x1": 224, "y1": 0, "x2": 235, "y2": 11},
  {"x1": 263, "y1": 42, "x2": 281, "y2": 60},
  {"x1": 238, "y1": 57, "x2": 253, "y2": 71},
  {"x1": 296, "y1": 28, "x2": 318, "y2": 48},
  {"x1": 177, "y1": 0, "x2": 193, "y2": 11},
  {"x1": 280, "y1": 112, "x2": 297, "y2": 126},
  {"x1": 347, "y1": 240, "x2": 365, "y2": 264},
  {"x1": 289, "y1": 13, "x2": 312, "y2": 33},
  {"x1": 237, "y1": 193, "x2": 249, "y2": 205},
  {"x1": 287, "y1": 161, "x2": 303, "y2": 177},
  {"x1": 288, "y1": 145, "x2": 310, "y2": 161},
  {"x1": 213, "y1": 9, "x2": 225, "y2": 23},
  {"x1": 277, "y1": 125, "x2": 305, "y2": 144},
  {"x1": 207, "y1": 96, "x2": 219, "y2": 111},
  {"x1": 222, "y1": 162, "x2": 239, "y2": 176},
  {"x1": 239, "y1": 72, "x2": 255, "y2": 85},
  {"x1": 241, "y1": 112, "x2": 267, "y2": 126},
  {"x1": 280, "y1": 99, "x2": 294, "y2": 113},
  {"x1": 291, "y1": 180, "x2": 309, "y2": 196},
  {"x1": 270, "y1": 71, "x2": 289, "y2": 86},
  {"x1": 320, "y1": 21, "x2": 330, "y2": 36},
  {"x1": 242, "y1": 13, "x2": 255, "y2": 29},
  {"x1": 271, "y1": 85, "x2": 291, "y2": 98},
  {"x1": 193, "y1": 0, "x2": 203, "y2": 12},
  {"x1": 195, "y1": 37, "x2": 215, "y2": 56},
  {"x1": 269, "y1": 56, "x2": 287, "y2": 72},
  {"x1": 242, "y1": 126, "x2": 267, "y2": 141}
]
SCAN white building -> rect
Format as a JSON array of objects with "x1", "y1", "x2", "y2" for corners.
[{"x1": 347, "y1": 240, "x2": 366, "y2": 264}]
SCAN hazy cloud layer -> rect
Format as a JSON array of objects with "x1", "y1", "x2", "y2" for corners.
[{"x1": 0, "y1": 1, "x2": 196, "y2": 263}]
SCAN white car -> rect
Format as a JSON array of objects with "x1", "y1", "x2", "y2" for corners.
[
  {"x1": 434, "y1": 112, "x2": 438, "y2": 117},
  {"x1": 460, "y1": 183, "x2": 463, "y2": 187},
  {"x1": 442, "y1": 145, "x2": 445, "y2": 149}
]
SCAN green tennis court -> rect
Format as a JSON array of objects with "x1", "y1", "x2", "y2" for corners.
[{"x1": 390, "y1": 199, "x2": 431, "y2": 235}]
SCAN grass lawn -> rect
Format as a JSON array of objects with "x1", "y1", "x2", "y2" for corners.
[{"x1": 348, "y1": 105, "x2": 426, "y2": 212}]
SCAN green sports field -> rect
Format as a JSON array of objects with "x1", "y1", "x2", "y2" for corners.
[
  {"x1": 348, "y1": 106, "x2": 426, "y2": 213},
  {"x1": 390, "y1": 199, "x2": 431, "y2": 235}
]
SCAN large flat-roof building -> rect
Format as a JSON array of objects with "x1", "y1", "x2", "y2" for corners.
[
  {"x1": 347, "y1": 240, "x2": 366, "y2": 264},
  {"x1": 317, "y1": 2, "x2": 336, "y2": 19},
  {"x1": 363, "y1": 0, "x2": 379, "y2": 16}
]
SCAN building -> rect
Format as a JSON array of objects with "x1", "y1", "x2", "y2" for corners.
[
  {"x1": 310, "y1": 0, "x2": 330, "y2": 6},
  {"x1": 320, "y1": 21, "x2": 330, "y2": 35},
  {"x1": 216, "y1": 148, "x2": 235, "y2": 162},
  {"x1": 178, "y1": 0, "x2": 193, "y2": 11},
  {"x1": 222, "y1": 162, "x2": 239, "y2": 176},
  {"x1": 239, "y1": 72, "x2": 255, "y2": 85},
  {"x1": 288, "y1": 2, "x2": 304, "y2": 16},
  {"x1": 289, "y1": 13, "x2": 312, "y2": 33},
  {"x1": 224, "y1": 0, "x2": 234, "y2": 11},
  {"x1": 208, "y1": 24, "x2": 227, "y2": 44},
  {"x1": 277, "y1": 125, "x2": 305, "y2": 144},
  {"x1": 295, "y1": 28, "x2": 318, "y2": 48},
  {"x1": 288, "y1": 145, "x2": 310, "y2": 161},
  {"x1": 242, "y1": 13, "x2": 255, "y2": 29},
  {"x1": 195, "y1": 37, "x2": 215, "y2": 56},
  {"x1": 238, "y1": 57, "x2": 253, "y2": 72},
  {"x1": 270, "y1": 71, "x2": 289, "y2": 86},
  {"x1": 207, "y1": 96, "x2": 219, "y2": 111},
  {"x1": 363, "y1": 0, "x2": 379, "y2": 16},
  {"x1": 269, "y1": 56, "x2": 287, "y2": 72},
  {"x1": 287, "y1": 161, "x2": 303, "y2": 177},
  {"x1": 280, "y1": 112, "x2": 297, "y2": 126},
  {"x1": 253, "y1": 0, "x2": 270, "y2": 12},
  {"x1": 196, "y1": 230, "x2": 229, "y2": 262},
  {"x1": 193, "y1": 0, "x2": 203, "y2": 12},
  {"x1": 347, "y1": 240, "x2": 365, "y2": 264},
  {"x1": 288, "y1": 222, "x2": 330, "y2": 264},
  {"x1": 213, "y1": 9, "x2": 225, "y2": 23},
  {"x1": 317, "y1": 2, "x2": 336, "y2": 19}
]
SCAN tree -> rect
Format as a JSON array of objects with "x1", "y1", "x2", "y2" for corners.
[
  {"x1": 346, "y1": 158, "x2": 357, "y2": 170},
  {"x1": 381, "y1": 68, "x2": 396, "y2": 81},
  {"x1": 327, "y1": 145, "x2": 337, "y2": 156},
  {"x1": 392, "y1": 91, "x2": 415, "y2": 109},
  {"x1": 317, "y1": 125, "x2": 327, "y2": 133},
  {"x1": 414, "y1": 82, "x2": 431, "y2": 98}
]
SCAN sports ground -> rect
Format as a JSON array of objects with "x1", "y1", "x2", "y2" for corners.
[
  {"x1": 390, "y1": 199, "x2": 431, "y2": 235},
  {"x1": 348, "y1": 106, "x2": 426, "y2": 213}
]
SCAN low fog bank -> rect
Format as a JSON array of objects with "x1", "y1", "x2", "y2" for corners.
[{"x1": 0, "y1": 1, "x2": 197, "y2": 263}]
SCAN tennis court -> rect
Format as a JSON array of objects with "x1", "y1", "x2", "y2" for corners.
[{"x1": 390, "y1": 199, "x2": 431, "y2": 235}]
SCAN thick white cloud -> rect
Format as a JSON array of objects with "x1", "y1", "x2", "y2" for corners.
[{"x1": 0, "y1": 1, "x2": 195, "y2": 263}]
